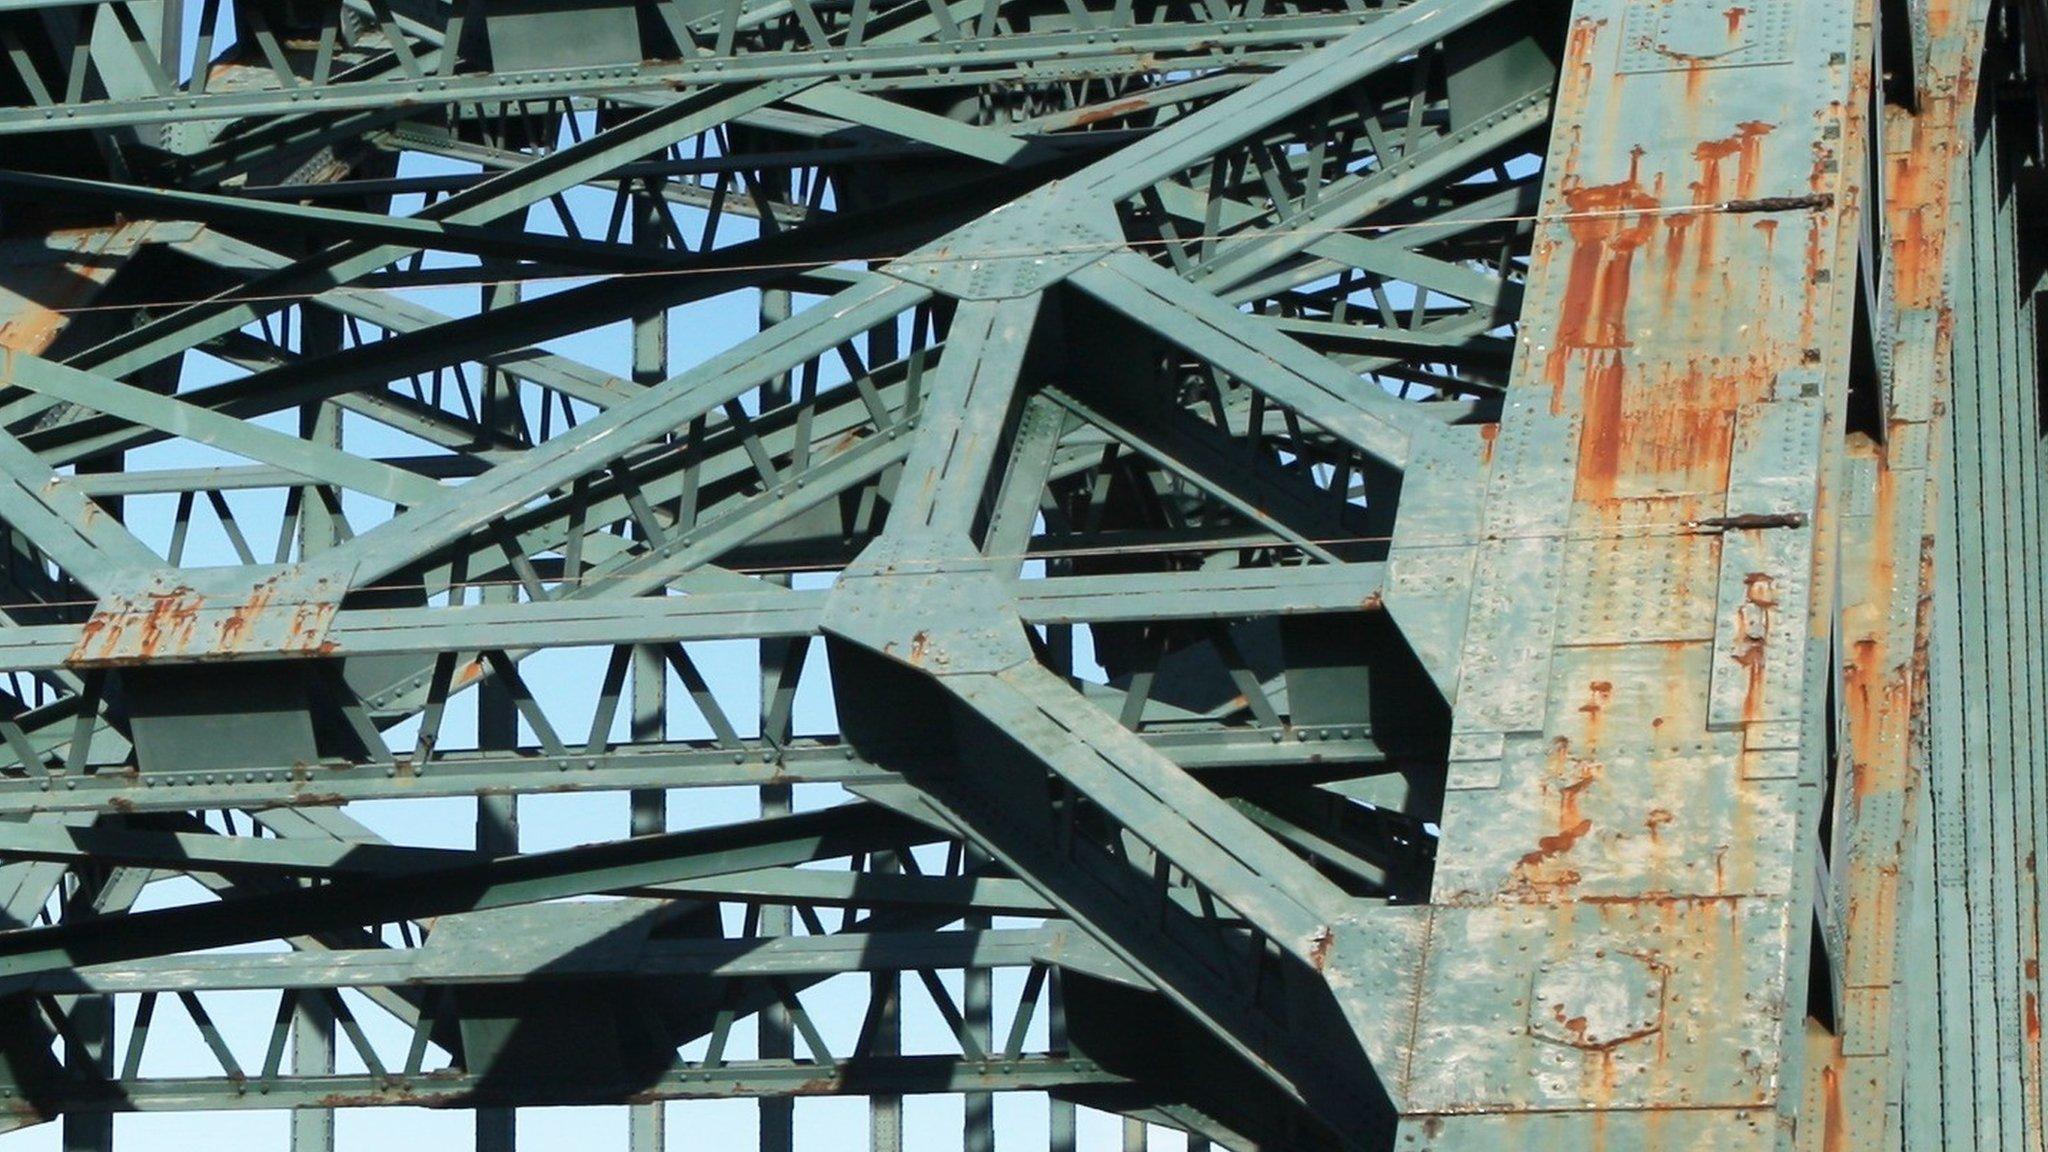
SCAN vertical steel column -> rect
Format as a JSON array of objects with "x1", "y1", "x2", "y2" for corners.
[
  {"x1": 1401, "y1": 0, "x2": 1872, "y2": 1145},
  {"x1": 1821, "y1": 5, "x2": 1993, "y2": 1149},
  {"x1": 627, "y1": 162, "x2": 670, "y2": 1152},
  {"x1": 862, "y1": 267, "x2": 905, "y2": 1152},
  {"x1": 964, "y1": 847, "x2": 993, "y2": 1152},
  {"x1": 867, "y1": 850, "x2": 903, "y2": 1152},
  {"x1": 756, "y1": 783, "x2": 793, "y2": 1152},
  {"x1": 60, "y1": 874, "x2": 111, "y2": 1152},
  {"x1": 1914, "y1": 36, "x2": 2046, "y2": 1146},
  {"x1": 291, "y1": 303, "x2": 342, "y2": 1152},
  {"x1": 1047, "y1": 971, "x2": 1075, "y2": 1152},
  {"x1": 757, "y1": 223, "x2": 796, "y2": 1152},
  {"x1": 476, "y1": 277, "x2": 522, "y2": 1152}
]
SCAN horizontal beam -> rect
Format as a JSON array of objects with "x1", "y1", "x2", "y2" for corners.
[
  {"x1": 652, "y1": 867, "x2": 1055, "y2": 915},
  {"x1": 0, "y1": 564, "x2": 1384, "y2": 670},
  {"x1": 0, "y1": 803, "x2": 936, "y2": 984},
  {"x1": 0, "y1": 1056, "x2": 1130, "y2": 1121},
  {"x1": 13, "y1": 927, "x2": 1134, "y2": 994},
  {"x1": 0, "y1": 172, "x2": 675, "y2": 272},
  {"x1": 0, "y1": 15, "x2": 1371, "y2": 135},
  {"x1": 0, "y1": 725, "x2": 1387, "y2": 816},
  {"x1": 0, "y1": 821, "x2": 478, "y2": 876}
]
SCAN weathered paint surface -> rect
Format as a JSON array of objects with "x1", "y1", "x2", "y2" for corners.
[
  {"x1": 1402, "y1": 0, "x2": 1875, "y2": 1144},
  {"x1": 0, "y1": 0, "x2": 2028, "y2": 1148},
  {"x1": 67, "y1": 569, "x2": 348, "y2": 666},
  {"x1": 1813, "y1": 3, "x2": 1994, "y2": 1151}
]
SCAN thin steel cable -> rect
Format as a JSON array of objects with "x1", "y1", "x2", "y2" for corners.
[
  {"x1": 0, "y1": 516, "x2": 1766, "y2": 615},
  {"x1": 16, "y1": 195, "x2": 1807, "y2": 319},
  {"x1": 0, "y1": 193, "x2": 1830, "y2": 613},
  {"x1": 0, "y1": 534, "x2": 1400, "y2": 613}
]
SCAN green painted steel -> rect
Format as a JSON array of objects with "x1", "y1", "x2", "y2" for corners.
[{"x1": 0, "y1": 0, "x2": 2031, "y2": 1149}]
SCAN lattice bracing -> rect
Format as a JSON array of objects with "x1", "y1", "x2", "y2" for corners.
[{"x1": 0, "y1": 0, "x2": 2037, "y2": 1150}]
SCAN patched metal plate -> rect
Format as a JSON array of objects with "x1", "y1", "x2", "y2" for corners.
[
  {"x1": 1406, "y1": 898, "x2": 1794, "y2": 1113},
  {"x1": 1555, "y1": 532, "x2": 1721, "y2": 645},
  {"x1": 1450, "y1": 535, "x2": 1564, "y2": 736},
  {"x1": 1618, "y1": 0, "x2": 1796, "y2": 73}
]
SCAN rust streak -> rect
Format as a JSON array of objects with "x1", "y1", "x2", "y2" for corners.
[{"x1": 1549, "y1": 146, "x2": 1660, "y2": 415}]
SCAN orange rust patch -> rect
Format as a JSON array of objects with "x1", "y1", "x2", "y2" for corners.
[
  {"x1": 1526, "y1": 818, "x2": 1596, "y2": 864},
  {"x1": 1552, "y1": 150, "x2": 1661, "y2": 374},
  {"x1": 1511, "y1": 743, "x2": 1601, "y2": 895},
  {"x1": 135, "y1": 590, "x2": 201, "y2": 658},
  {"x1": 1308, "y1": 926, "x2": 1334, "y2": 971},
  {"x1": 1733, "y1": 572, "x2": 1779, "y2": 721},
  {"x1": 1550, "y1": 1002, "x2": 1593, "y2": 1043},
  {"x1": 1688, "y1": 121, "x2": 1773, "y2": 273},
  {"x1": 1576, "y1": 360, "x2": 1741, "y2": 502},
  {"x1": 1072, "y1": 98, "x2": 1148, "y2": 127},
  {"x1": 1821, "y1": 1060, "x2": 1845, "y2": 1152}
]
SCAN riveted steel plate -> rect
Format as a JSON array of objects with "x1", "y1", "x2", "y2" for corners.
[{"x1": 1618, "y1": 0, "x2": 1796, "y2": 73}]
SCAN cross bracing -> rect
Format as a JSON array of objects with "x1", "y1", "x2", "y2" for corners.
[{"x1": 0, "y1": 0, "x2": 2036, "y2": 1149}]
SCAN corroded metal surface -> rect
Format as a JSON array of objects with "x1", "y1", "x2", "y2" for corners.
[
  {"x1": 1404, "y1": 0, "x2": 1882, "y2": 1145},
  {"x1": 0, "y1": 0, "x2": 2031, "y2": 1149}
]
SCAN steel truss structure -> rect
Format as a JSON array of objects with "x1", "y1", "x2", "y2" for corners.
[{"x1": 0, "y1": 0, "x2": 2036, "y2": 1148}]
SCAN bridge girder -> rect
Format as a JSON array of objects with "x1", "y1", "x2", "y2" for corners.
[{"x1": 0, "y1": 0, "x2": 2032, "y2": 1149}]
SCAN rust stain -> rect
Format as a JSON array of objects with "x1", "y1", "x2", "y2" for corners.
[
  {"x1": 1724, "y1": 5, "x2": 1747, "y2": 34},
  {"x1": 214, "y1": 581, "x2": 275, "y2": 653},
  {"x1": 1821, "y1": 1059, "x2": 1845, "y2": 1152},
  {"x1": 1577, "y1": 680, "x2": 1614, "y2": 720},
  {"x1": 1550, "y1": 146, "x2": 1661, "y2": 414},
  {"x1": 1577, "y1": 361, "x2": 1740, "y2": 502},
  {"x1": 1307, "y1": 925, "x2": 1334, "y2": 971},
  {"x1": 1644, "y1": 808, "x2": 1674, "y2": 841},
  {"x1": 1072, "y1": 98, "x2": 1148, "y2": 128},
  {"x1": 1511, "y1": 739, "x2": 1600, "y2": 894},
  {"x1": 1843, "y1": 635, "x2": 1883, "y2": 802},
  {"x1": 135, "y1": 589, "x2": 202, "y2": 660},
  {"x1": 1550, "y1": 1001, "x2": 1592, "y2": 1042},
  {"x1": 1732, "y1": 572, "x2": 1778, "y2": 722},
  {"x1": 1571, "y1": 350, "x2": 1631, "y2": 494},
  {"x1": 0, "y1": 228, "x2": 141, "y2": 357},
  {"x1": 1839, "y1": 444, "x2": 1899, "y2": 804},
  {"x1": 1688, "y1": 121, "x2": 1774, "y2": 272},
  {"x1": 288, "y1": 603, "x2": 331, "y2": 652}
]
